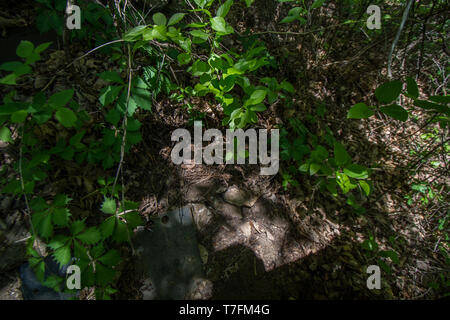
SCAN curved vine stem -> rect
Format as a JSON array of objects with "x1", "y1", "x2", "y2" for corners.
[
  {"x1": 387, "y1": 0, "x2": 414, "y2": 78},
  {"x1": 18, "y1": 124, "x2": 44, "y2": 259}
]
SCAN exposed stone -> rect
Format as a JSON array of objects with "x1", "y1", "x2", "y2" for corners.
[
  {"x1": 223, "y1": 185, "x2": 258, "y2": 207},
  {"x1": 185, "y1": 180, "x2": 228, "y2": 202},
  {"x1": 248, "y1": 197, "x2": 275, "y2": 218},
  {"x1": 0, "y1": 274, "x2": 22, "y2": 300},
  {"x1": 212, "y1": 198, "x2": 243, "y2": 220},
  {"x1": 190, "y1": 203, "x2": 213, "y2": 231},
  {"x1": 239, "y1": 222, "x2": 252, "y2": 238},
  {"x1": 186, "y1": 278, "x2": 213, "y2": 300},
  {"x1": 133, "y1": 206, "x2": 204, "y2": 300},
  {"x1": 416, "y1": 260, "x2": 430, "y2": 271}
]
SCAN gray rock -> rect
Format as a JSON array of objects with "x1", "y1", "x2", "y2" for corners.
[
  {"x1": 186, "y1": 278, "x2": 213, "y2": 300},
  {"x1": 190, "y1": 203, "x2": 213, "y2": 231},
  {"x1": 239, "y1": 222, "x2": 252, "y2": 238},
  {"x1": 185, "y1": 180, "x2": 228, "y2": 202},
  {"x1": 223, "y1": 185, "x2": 258, "y2": 207},
  {"x1": 134, "y1": 206, "x2": 205, "y2": 300},
  {"x1": 212, "y1": 198, "x2": 243, "y2": 220}
]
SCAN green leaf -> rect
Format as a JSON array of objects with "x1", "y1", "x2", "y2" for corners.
[
  {"x1": 91, "y1": 244, "x2": 105, "y2": 259},
  {"x1": 100, "y1": 217, "x2": 116, "y2": 239},
  {"x1": 127, "y1": 118, "x2": 142, "y2": 131},
  {"x1": 347, "y1": 103, "x2": 374, "y2": 119},
  {"x1": 48, "y1": 236, "x2": 69, "y2": 250},
  {"x1": 375, "y1": 80, "x2": 402, "y2": 104},
  {"x1": 99, "y1": 86, "x2": 123, "y2": 106},
  {"x1": 217, "y1": 0, "x2": 233, "y2": 18},
  {"x1": 0, "y1": 73, "x2": 18, "y2": 85},
  {"x1": 25, "y1": 52, "x2": 41, "y2": 65},
  {"x1": 336, "y1": 172, "x2": 356, "y2": 194},
  {"x1": 34, "y1": 261, "x2": 45, "y2": 282},
  {"x1": 150, "y1": 25, "x2": 168, "y2": 40},
  {"x1": 96, "y1": 263, "x2": 116, "y2": 286},
  {"x1": 116, "y1": 92, "x2": 138, "y2": 116},
  {"x1": 326, "y1": 179, "x2": 338, "y2": 196},
  {"x1": 105, "y1": 109, "x2": 121, "y2": 126},
  {"x1": 310, "y1": 163, "x2": 321, "y2": 175},
  {"x1": 126, "y1": 131, "x2": 142, "y2": 146},
  {"x1": 39, "y1": 214, "x2": 53, "y2": 238},
  {"x1": 123, "y1": 211, "x2": 143, "y2": 229},
  {"x1": 98, "y1": 249, "x2": 121, "y2": 266},
  {"x1": 414, "y1": 100, "x2": 450, "y2": 115},
  {"x1": 244, "y1": 0, "x2": 254, "y2": 6},
  {"x1": 280, "y1": 7, "x2": 305, "y2": 24},
  {"x1": 13, "y1": 64, "x2": 32, "y2": 76},
  {"x1": 53, "y1": 245, "x2": 71, "y2": 267},
  {"x1": 334, "y1": 142, "x2": 351, "y2": 166},
  {"x1": 101, "y1": 197, "x2": 116, "y2": 214},
  {"x1": 380, "y1": 104, "x2": 408, "y2": 121},
  {"x1": 11, "y1": 110, "x2": 28, "y2": 123},
  {"x1": 406, "y1": 77, "x2": 419, "y2": 99},
  {"x1": 210, "y1": 17, "x2": 229, "y2": 34},
  {"x1": 16, "y1": 40, "x2": 34, "y2": 58},
  {"x1": 281, "y1": 15, "x2": 299, "y2": 24},
  {"x1": 189, "y1": 60, "x2": 210, "y2": 76},
  {"x1": 245, "y1": 89, "x2": 267, "y2": 106},
  {"x1": 53, "y1": 195, "x2": 70, "y2": 207},
  {"x1": 76, "y1": 227, "x2": 101, "y2": 245},
  {"x1": 153, "y1": 12, "x2": 167, "y2": 26},
  {"x1": 123, "y1": 25, "x2": 147, "y2": 41},
  {"x1": 35, "y1": 42, "x2": 52, "y2": 54},
  {"x1": 428, "y1": 95, "x2": 450, "y2": 104},
  {"x1": 311, "y1": 0, "x2": 325, "y2": 9},
  {"x1": 43, "y1": 275, "x2": 63, "y2": 291},
  {"x1": 131, "y1": 87, "x2": 152, "y2": 111},
  {"x1": 311, "y1": 145, "x2": 329, "y2": 162},
  {"x1": 55, "y1": 107, "x2": 77, "y2": 127},
  {"x1": 98, "y1": 71, "x2": 123, "y2": 84},
  {"x1": 379, "y1": 250, "x2": 399, "y2": 264},
  {"x1": 359, "y1": 180, "x2": 371, "y2": 196},
  {"x1": 177, "y1": 53, "x2": 191, "y2": 65},
  {"x1": 52, "y1": 207, "x2": 70, "y2": 226},
  {"x1": 27, "y1": 152, "x2": 50, "y2": 169},
  {"x1": 71, "y1": 220, "x2": 86, "y2": 235},
  {"x1": 344, "y1": 164, "x2": 369, "y2": 179},
  {"x1": 193, "y1": 0, "x2": 208, "y2": 8},
  {"x1": 74, "y1": 239, "x2": 89, "y2": 261},
  {"x1": 190, "y1": 29, "x2": 210, "y2": 41},
  {"x1": 0, "y1": 61, "x2": 23, "y2": 71},
  {"x1": 249, "y1": 104, "x2": 267, "y2": 112},
  {"x1": 112, "y1": 220, "x2": 128, "y2": 243},
  {"x1": 48, "y1": 89, "x2": 74, "y2": 108},
  {"x1": 168, "y1": 13, "x2": 186, "y2": 26},
  {"x1": 279, "y1": 80, "x2": 294, "y2": 93}
]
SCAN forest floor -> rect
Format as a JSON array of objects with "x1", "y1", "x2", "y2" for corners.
[{"x1": 0, "y1": 1, "x2": 448, "y2": 300}]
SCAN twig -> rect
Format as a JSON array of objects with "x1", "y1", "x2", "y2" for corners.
[
  {"x1": 42, "y1": 39, "x2": 125, "y2": 91},
  {"x1": 239, "y1": 19, "x2": 365, "y2": 37},
  {"x1": 387, "y1": 0, "x2": 414, "y2": 78},
  {"x1": 417, "y1": 0, "x2": 437, "y2": 78},
  {"x1": 18, "y1": 124, "x2": 44, "y2": 258},
  {"x1": 111, "y1": 45, "x2": 132, "y2": 197}
]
